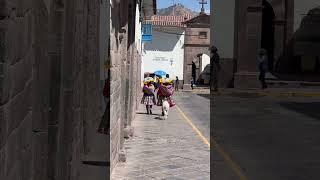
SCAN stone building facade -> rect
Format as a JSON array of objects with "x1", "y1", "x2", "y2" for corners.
[
  {"x1": 212, "y1": 0, "x2": 320, "y2": 89},
  {"x1": 182, "y1": 13, "x2": 210, "y2": 89},
  {"x1": 0, "y1": 0, "x2": 154, "y2": 179},
  {"x1": 109, "y1": 0, "x2": 156, "y2": 173}
]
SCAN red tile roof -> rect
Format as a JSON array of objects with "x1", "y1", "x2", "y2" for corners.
[{"x1": 145, "y1": 15, "x2": 194, "y2": 27}]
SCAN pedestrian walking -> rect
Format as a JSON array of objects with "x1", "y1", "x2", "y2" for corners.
[
  {"x1": 192, "y1": 61, "x2": 196, "y2": 85},
  {"x1": 141, "y1": 77, "x2": 156, "y2": 114},
  {"x1": 258, "y1": 49, "x2": 268, "y2": 89},
  {"x1": 157, "y1": 78, "x2": 175, "y2": 116},
  {"x1": 175, "y1": 76, "x2": 179, "y2": 91},
  {"x1": 210, "y1": 46, "x2": 221, "y2": 92},
  {"x1": 191, "y1": 78, "x2": 194, "y2": 90}
]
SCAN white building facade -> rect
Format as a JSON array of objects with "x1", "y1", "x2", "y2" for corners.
[
  {"x1": 141, "y1": 15, "x2": 195, "y2": 81},
  {"x1": 142, "y1": 27, "x2": 185, "y2": 80}
]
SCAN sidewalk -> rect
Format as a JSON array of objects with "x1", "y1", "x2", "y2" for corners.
[
  {"x1": 181, "y1": 87, "x2": 320, "y2": 97},
  {"x1": 213, "y1": 88, "x2": 320, "y2": 97},
  {"x1": 111, "y1": 104, "x2": 210, "y2": 180}
]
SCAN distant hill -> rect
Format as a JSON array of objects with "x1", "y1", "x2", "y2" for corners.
[{"x1": 157, "y1": 3, "x2": 199, "y2": 17}]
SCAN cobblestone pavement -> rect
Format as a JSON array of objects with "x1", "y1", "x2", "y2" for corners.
[
  {"x1": 213, "y1": 94, "x2": 320, "y2": 180},
  {"x1": 111, "y1": 102, "x2": 210, "y2": 179}
]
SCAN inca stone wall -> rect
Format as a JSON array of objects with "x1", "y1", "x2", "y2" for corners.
[
  {"x1": 0, "y1": 0, "x2": 49, "y2": 179},
  {"x1": 0, "y1": 0, "x2": 108, "y2": 179},
  {"x1": 0, "y1": 0, "x2": 142, "y2": 178},
  {"x1": 109, "y1": 0, "x2": 141, "y2": 172}
]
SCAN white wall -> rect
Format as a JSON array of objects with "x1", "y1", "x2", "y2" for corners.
[
  {"x1": 142, "y1": 29, "x2": 185, "y2": 80},
  {"x1": 201, "y1": 54, "x2": 210, "y2": 71},
  {"x1": 294, "y1": 0, "x2": 320, "y2": 31}
]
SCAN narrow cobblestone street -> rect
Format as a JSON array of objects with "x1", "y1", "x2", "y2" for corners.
[{"x1": 111, "y1": 93, "x2": 210, "y2": 179}]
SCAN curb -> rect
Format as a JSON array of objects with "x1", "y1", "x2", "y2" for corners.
[{"x1": 212, "y1": 91, "x2": 320, "y2": 97}]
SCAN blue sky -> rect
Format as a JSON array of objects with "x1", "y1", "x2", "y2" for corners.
[{"x1": 157, "y1": 0, "x2": 210, "y2": 13}]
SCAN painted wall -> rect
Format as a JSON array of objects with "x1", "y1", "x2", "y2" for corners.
[
  {"x1": 142, "y1": 29, "x2": 185, "y2": 80},
  {"x1": 294, "y1": 0, "x2": 320, "y2": 32},
  {"x1": 211, "y1": 0, "x2": 236, "y2": 59}
]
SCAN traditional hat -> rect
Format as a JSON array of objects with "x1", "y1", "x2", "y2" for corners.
[
  {"x1": 162, "y1": 78, "x2": 173, "y2": 84},
  {"x1": 144, "y1": 77, "x2": 154, "y2": 84}
]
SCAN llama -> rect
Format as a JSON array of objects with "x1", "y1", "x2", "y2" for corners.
[{"x1": 162, "y1": 97, "x2": 170, "y2": 120}]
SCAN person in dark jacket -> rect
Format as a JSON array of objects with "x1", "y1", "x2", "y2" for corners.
[
  {"x1": 258, "y1": 49, "x2": 268, "y2": 89},
  {"x1": 192, "y1": 61, "x2": 196, "y2": 86},
  {"x1": 175, "y1": 76, "x2": 179, "y2": 91},
  {"x1": 210, "y1": 46, "x2": 221, "y2": 92}
]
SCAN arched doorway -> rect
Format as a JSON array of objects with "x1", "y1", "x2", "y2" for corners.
[
  {"x1": 195, "y1": 53, "x2": 211, "y2": 85},
  {"x1": 261, "y1": 0, "x2": 275, "y2": 72}
]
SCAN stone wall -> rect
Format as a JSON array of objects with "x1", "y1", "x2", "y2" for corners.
[
  {"x1": 0, "y1": 0, "x2": 49, "y2": 179},
  {"x1": 183, "y1": 26, "x2": 210, "y2": 88},
  {"x1": 0, "y1": 0, "x2": 142, "y2": 178},
  {"x1": 1, "y1": 0, "x2": 109, "y2": 180},
  {"x1": 109, "y1": 0, "x2": 142, "y2": 172},
  {"x1": 183, "y1": 46, "x2": 210, "y2": 86}
]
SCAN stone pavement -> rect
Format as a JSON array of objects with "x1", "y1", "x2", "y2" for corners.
[
  {"x1": 111, "y1": 104, "x2": 210, "y2": 180},
  {"x1": 213, "y1": 88, "x2": 320, "y2": 97}
]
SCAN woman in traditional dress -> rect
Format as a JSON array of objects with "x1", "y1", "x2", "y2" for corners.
[
  {"x1": 141, "y1": 77, "x2": 156, "y2": 114},
  {"x1": 157, "y1": 78, "x2": 175, "y2": 115}
]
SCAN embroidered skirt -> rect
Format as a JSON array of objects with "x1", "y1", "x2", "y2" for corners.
[{"x1": 141, "y1": 95, "x2": 156, "y2": 105}]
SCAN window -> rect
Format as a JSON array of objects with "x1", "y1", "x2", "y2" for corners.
[{"x1": 199, "y1": 31, "x2": 207, "y2": 39}]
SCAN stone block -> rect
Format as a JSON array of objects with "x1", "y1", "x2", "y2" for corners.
[
  {"x1": 15, "y1": 0, "x2": 35, "y2": 18},
  {"x1": 31, "y1": 52, "x2": 50, "y2": 131},
  {"x1": 0, "y1": 29, "x2": 6, "y2": 63},
  {"x1": 0, "y1": 63, "x2": 10, "y2": 105},
  {"x1": 118, "y1": 148, "x2": 126, "y2": 162},
  {"x1": 32, "y1": 132, "x2": 48, "y2": 180},
  {"x1": 0, "y1": 0, "x2": 10, "y2": 17},
  {"x1": 7, "y1": 80, "x2": 32, "y2": 135},
  {"x1": 9, "y1": 51, "x2": 33, "y2": 98},
  {"x1": 0, "y1": 104, "x2": 8, "y2": 149},
  {"x1": 18, "y1": 112, "x2": 32, "y2": 150},
  {"x1": 6, "y1": 20, "x2": 18, "y2": 65},
  {"x1": 0, "y1": 145, "x2": 6, "y2": 179},
  {"x1": 5, "y1": 130, "x2": 20, "y2": 177},
  {"x1": 123, "y1": 126, "x2": 134, "y2": 138}
]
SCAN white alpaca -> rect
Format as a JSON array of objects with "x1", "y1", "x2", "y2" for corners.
[{"x1": 162, "y1": 98, "x2": 170, "y2": 119}]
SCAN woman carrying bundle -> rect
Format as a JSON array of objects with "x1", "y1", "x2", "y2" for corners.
[
  {"x1": 141, "y1": 77, "x2": 156, "y2": 114},
  {"x1": 157, "y1": 78, "x2": 175, "y2": 115}
]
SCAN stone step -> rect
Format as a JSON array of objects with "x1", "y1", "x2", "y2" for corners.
[
  {"x1": 266, "y1": 80, "x2": 320, "y2": 88},
  {"x1": 192, "y1": 85, "x2": 210, "y2": 89}
]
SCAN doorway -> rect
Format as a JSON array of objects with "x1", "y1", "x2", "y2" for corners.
[{"x1": 261, "y1": 0, "x2": 275, "y2": 72}]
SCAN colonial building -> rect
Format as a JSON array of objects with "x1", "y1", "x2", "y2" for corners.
[
  {"x1": 212, "y1": 0, "x2": 320, "y2": 89},
  {"x1": 183, "y1": 13, "x2": 211, "y2": 89},
  {"x1": 142, "y1": 15, "x2": 193, "y2": 87}
]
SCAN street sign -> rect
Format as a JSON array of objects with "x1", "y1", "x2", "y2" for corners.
[{"x1": 142, "y1": 23, "x2": 152, "y2": 41}]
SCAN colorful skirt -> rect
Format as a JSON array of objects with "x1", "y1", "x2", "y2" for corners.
[{"x1": 141, "y1": 95, "x2": 156, "y2": 105}]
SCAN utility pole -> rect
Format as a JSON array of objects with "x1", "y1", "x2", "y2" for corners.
[{"x1": 199, "y1": 0, "x2": 207, "y2": 14}]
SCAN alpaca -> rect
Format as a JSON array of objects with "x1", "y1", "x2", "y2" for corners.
[{"x1": 162, "y1": 98, "x2": 170, "y2": 120}]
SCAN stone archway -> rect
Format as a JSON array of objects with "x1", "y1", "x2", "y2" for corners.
[
  {"x1": 183, "y1": 45, "x2": 210, "y2": 89},
  {"x1": 197, "y1": 53, "x2": 211, "y2": 84},
  {"x1": 261, "y1": 0, "x2": 276, "y2": 72}
]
